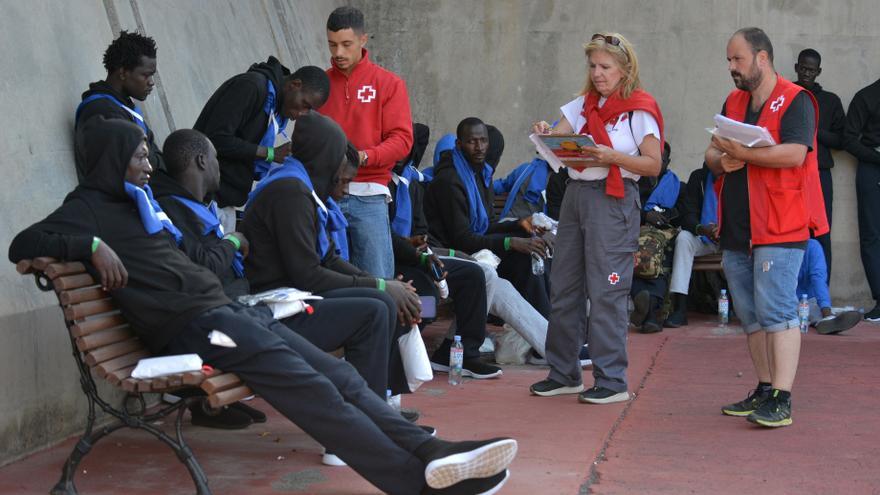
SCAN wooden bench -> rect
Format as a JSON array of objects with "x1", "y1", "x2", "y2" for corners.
[
  {"x1": 692, "y1": 253, "x2": 723, "y2": 272},
  {"x1": 16, "y1": 257, "x2": 253, "y2": 495}
]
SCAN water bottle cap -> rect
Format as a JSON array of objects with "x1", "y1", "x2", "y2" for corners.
[
  {"x1": 721, "y1": 289, "x2": 727, "y2": 294},
  {"x1": 801, "y1": 294, "x2": 808, "y2": 298},
  {"x1": 386, "y1": 389, "x2": 392, "y2": 397},
  {"x1": 453, "y1": 335, "x2": 461, "y2": 342}
]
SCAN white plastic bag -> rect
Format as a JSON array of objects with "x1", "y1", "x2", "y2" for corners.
[
  {"x1": 398, "y1": 325, "x2": 433, "y2": 392},
  {"x1": 237, "y1": 287, "x2": 321, "y2": 319},
  {"x1": 472, "y1": 249, "x2": 501, "y2": 270},
  {"x1": 131, "y1": 354, "x2": 203, "y2": 379}
]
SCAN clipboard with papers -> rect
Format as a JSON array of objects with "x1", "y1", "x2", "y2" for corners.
[
  {"x1": 706, "y1": 114, "x2": 776, "y2": 147},
  {"x1": 529, "y1": 133, "x2": 598, "y2": 172}
]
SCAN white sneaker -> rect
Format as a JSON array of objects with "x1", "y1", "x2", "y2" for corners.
[{"x1": 322, "y1": 452, "x2": 347, "y2": 466}]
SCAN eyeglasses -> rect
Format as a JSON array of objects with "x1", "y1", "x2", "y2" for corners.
[{"x1": 591, "y1": 33, "x2": 622, "y2": 47}]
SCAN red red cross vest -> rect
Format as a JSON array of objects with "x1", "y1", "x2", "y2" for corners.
[{"x1": 716, "y1": 75, "x2": 829, "y2": 247}]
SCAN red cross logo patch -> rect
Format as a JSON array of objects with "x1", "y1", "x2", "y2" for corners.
[
  {"x1": 608, "y1": 272, "x2": 620, "y2": 285},
  {"x1": 357, "y1": 85, "x2": 376, "y2": 103},
  {"x1": 770, "y1": 95, "x2": 785, "y2": 113}
]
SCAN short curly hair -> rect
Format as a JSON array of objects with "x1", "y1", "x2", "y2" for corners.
[{"x1": 103, "y1": 30, "x2": 157, "y2": 73}]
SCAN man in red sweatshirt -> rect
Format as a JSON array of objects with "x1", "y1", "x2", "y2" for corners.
[{"x1": 319, "y1": 6, "x2": 414, "y2": 279}]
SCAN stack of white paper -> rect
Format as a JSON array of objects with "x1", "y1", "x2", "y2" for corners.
[{"x1": 707, "y1": 114, "x2": 776, "y2": 147}]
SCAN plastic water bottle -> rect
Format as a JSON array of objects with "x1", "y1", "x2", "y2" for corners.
[
  {"x1": 798, "y1": 294, "x2": 810, "y2": 334},
  {"x1": 531, "y1": 252, "x2": 545, "y2": 275},
  {"x1": 718, "y1": 289, "x2": 729, "y2": 326},
  {"x1": 449, "y1": 336, "x2": 464, "y2": 386},
  {"x1": 386, "y1": 389, "x2": 400, "y2": 411}
]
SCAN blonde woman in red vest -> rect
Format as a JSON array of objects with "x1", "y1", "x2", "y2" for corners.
[
  {"x1": 707, "y1": 28, "x2": 826, "y2": 428},
  {"x1": 529, "y1": 33, "x2": 664, "y2": 404}
]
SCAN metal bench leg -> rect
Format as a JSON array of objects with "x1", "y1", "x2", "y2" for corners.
[{"x1": 50, "y1": 411, "x2": 126, "y2": 495}]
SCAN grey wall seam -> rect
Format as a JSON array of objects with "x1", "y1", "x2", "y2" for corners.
[
  {"x1": 130, "y1": 0, "x2": 177, "y2": 132},
  {"x1": 271, "y1": 0, "x2": 299, "y2": 63},
  {"x1": 102, "y1": 0, "x2": 121, "y2": 34}
]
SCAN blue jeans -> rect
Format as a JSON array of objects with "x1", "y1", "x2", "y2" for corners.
[
  {"x1": 722, "y1": 247, "x2": 805, "y2": 334},
  {"x1": 339, "y1": 194, "x2": 395, "y2": 279}
]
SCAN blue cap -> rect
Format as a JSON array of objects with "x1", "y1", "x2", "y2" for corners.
[{"x1": 453, "y1": 335, "x2": 461, "y2": 342}]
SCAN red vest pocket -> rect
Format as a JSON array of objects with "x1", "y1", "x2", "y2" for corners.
[{"x1": 766, "y1": 187, "x2": 807, "y2": 236}]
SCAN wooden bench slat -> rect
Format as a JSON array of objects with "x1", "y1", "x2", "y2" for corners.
[
  {"x1": 121, "y1": 377, "x2": 139, "y2": 393},
  {"x1": 76, "y1": 327, "x2": 136, "y2": 353},
  {"x1": 64, "y1": 298, "x2": 117, "y2": 321},
  {"x1": 45, "y1": 262, "x2": 87, "y2": 279},
  {"x1": 94, "y1": 349, "x2": 152, "y2": 378},
  {"x1": 70, "y1": 315, "x2": 128, "y2": 338},
  {"x1": 84, "y1": 338, "x2": 145, "y2": 367},
  {"x1": 207, "y1": 385, "x2": 254, "y2": 409},
  {"x1": 105, "y1": 365, "x2": 137, "y2": 385},
  {"x1": 60, "y1": 286, "x2": 106, "y2": 305},
  {"x1": 182, "y1": 371, "x2": 206, "y2": 386},
  {"x1": 31, "y1": 257, "x2": 59, "y2": 271},
  {"x1": 200, "y1": 373, "x2": 244, "y2": 394},
  {"x1": 15, "y1": 259, "x2": 34, "y2": 275},
  {"x1": 54, "y1": 273, "x2": 98, "y2": 292}
]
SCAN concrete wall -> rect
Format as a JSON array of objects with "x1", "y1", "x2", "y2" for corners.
[
  {"x1": 1, "y1": 0, "x2": 877, "y2": 466},
  {"x1": 0, "y1": 0, "x2": 339, "y2": 465},
  {"x1": 356, "y1": 0, "x2": 878, "y2": 308}
]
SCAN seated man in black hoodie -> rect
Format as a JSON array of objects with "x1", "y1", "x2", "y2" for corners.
[
  {"x1": 194, "y1": 58, "x2": 329, "y2": 232},
  {"x1": 425, "y1": 117, "x2": 552, "y2": 318},
  {"x1": 8, "y1": 117, "x2": 516, "y2": 495},
  {"x1": 388, "y1": 124, "x2": 501, "y2": 379},
  {"x1": 242, "y1": 112, "x2": 422, "y2": 398},
  {"x1": 154, "y1": 129, "x2": 396, "y2": 411},
  {"x1": 74, "y1": 30, "x2": 164, "y2": 181}
]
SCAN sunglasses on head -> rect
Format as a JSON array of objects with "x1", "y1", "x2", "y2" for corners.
[{"x1": 592, "y1": 33, "x2": 622, "y2": 47}]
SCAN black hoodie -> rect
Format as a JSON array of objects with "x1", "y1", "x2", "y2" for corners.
[
  {"x1": 9, "y1": 118, "x2": 230, "y2": 353},
  {"x1": 153, "y1": 179, "x2": 249, "y2": 299},
  {"x1": 74, "y1": 81, "x2": 166, "y2": 182},
  {"x1": 194, "y1": 57, "x2": 289, "y2": 208},
  {"x1": 424, "y1": 150, "x2": 521, "y2": 255},
  {"x1": 242, "y1": 112, "x2": 377, "y2": 294}
]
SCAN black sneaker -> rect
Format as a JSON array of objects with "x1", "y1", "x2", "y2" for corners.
[
  {"x1": 816, "y1": 311, "x2": 862, "y2": 335},
  {"x1": 630, "y1": 290, "x2": 651, "y2": 327},
  {"x1": 663, "y1": 309, "x2": 688, "y2": 328},
  {"x1": 577, "y1": 386, "x2": 629, "y2": 404},
  {"x1": 416, "y1": 437, "x2": 517, "y2": 489},
  {"x1": 721, "y1": 387, "x2": 771, "y2": 417},
  {"x1": 529, "y1": 378, "x2": 584, "y2": 397},
  {"x1": 401, "y1": 408, "x2": 421, "y2": 423},
  {"x1": 432, "y1": 358, "x2": 503, "y2": 379},
  {"x1": 190, "y1": 402, "x2": 253, "y2": 430},
  {"x1": 229, "y1": 401, "x2": 267, "y2": 423},
  {"x1": 421, "y1": 469, "x2": 510, "y2": 495},
  {"x1": 640, "y1": 315, "x2": 663, "y2": 334},
  {"x1": 864, "y1": 304, "x2": 880, "y2": 323},
  {"x1": 747, "y1": 392, "x2": 792, "y2": 427}
]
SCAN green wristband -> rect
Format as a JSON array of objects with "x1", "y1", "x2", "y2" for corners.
[
  {"x1": 91, "y1": 237, "x2": 101, "y2": 254},
  {"x1": 376, "y1": 278, "x2": 386, "y2": 291},
  {"x1": 504, "y1": 237, "x2": 511, "y2": 251},
  {"x1": 265, "y1": 147, "x2": 274, "y2": 163},
  {"x1": 449, "y1": 249, "x2": 455, "y2": 257},
  {"x1": 420, "y1": 253, "x2": 429, "y2": 266},
  {"x1": 224, "y1": 234, "x2": 241, "y2": 251}
]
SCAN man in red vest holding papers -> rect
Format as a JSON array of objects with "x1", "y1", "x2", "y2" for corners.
[{"x1": 706, "y1": 27, "x2": 827, "y2": 428}]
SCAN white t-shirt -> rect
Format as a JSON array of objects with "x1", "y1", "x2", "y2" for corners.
[{"x1": 559, "y1": 95, "x2": 660, "y2": 182}]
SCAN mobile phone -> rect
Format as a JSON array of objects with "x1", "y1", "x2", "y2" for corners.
[{"x1": 419, "y1": 295, "x2": 437, "y2": 319}]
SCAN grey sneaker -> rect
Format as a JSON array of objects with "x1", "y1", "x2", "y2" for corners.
[{"x1": 529, "y1": 378, "x2": 584, "y2": 397}]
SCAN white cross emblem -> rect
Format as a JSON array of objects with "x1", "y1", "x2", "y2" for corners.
[
  {"x1": 357, "y1": 85, "x2": 376, "y2": 103},
  {"x1": 770, "y1": 95, "x2": 785, "y2": 113}
]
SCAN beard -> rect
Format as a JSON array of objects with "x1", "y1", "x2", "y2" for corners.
[{"x1": 731, "y1": 61, "x2": 763, "y2": 91}]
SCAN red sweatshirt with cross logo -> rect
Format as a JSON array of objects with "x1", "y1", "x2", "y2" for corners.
[{"x1": 319, "y1": 49, "x2": 413, "y2": 186}]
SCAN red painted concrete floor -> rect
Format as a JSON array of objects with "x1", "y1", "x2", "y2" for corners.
[{"x1": 1, "y1": 315, "x2": 878, "y2": 494}]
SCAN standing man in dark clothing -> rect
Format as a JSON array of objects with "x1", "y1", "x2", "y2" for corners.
[
  {"x1": 74, "y1": 30, "x2": 162, "y2": 181},
  {"x1": 794, "y1": 48, "x2": 846, "y2": 280},
  {"x1": 8, "y1": 117, "x2": 517, "y2": 495},
  {"x1": 194, "y1": 60, "x2": 329, "y2": 233},
  {"x1": 154, "y1": 128, "x2": 399, "y2": 410},
  {"x1": 707, "y1": 28, "x2": 823, "y2": 428},
  {"x1": 844, "y1": 77, "x2": 880, "y2": 322},
  {"x1": 425, "y1": 118, "x2": 552, "y2": 318}
]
